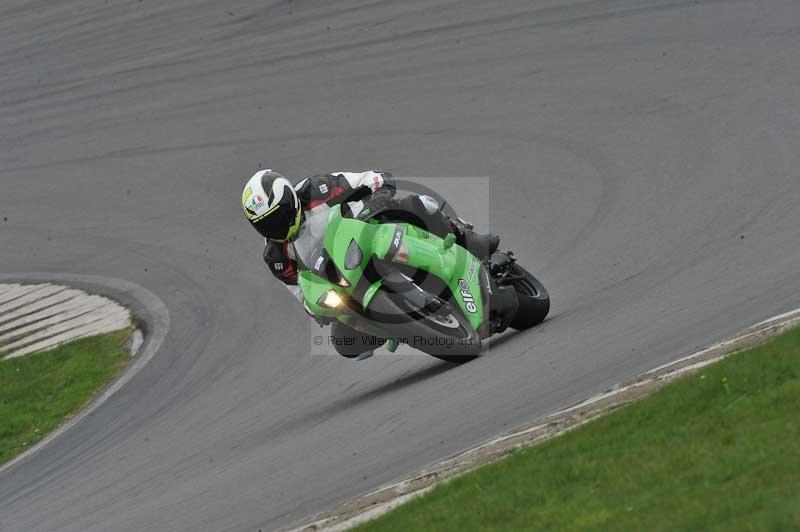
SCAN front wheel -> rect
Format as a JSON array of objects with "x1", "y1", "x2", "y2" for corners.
[
  {"x1": 503, "y1": 263, "x2": 550, "y2": 330},
  {"x1": 366, "y1": 288, "x2": 482, "y2": 363}
]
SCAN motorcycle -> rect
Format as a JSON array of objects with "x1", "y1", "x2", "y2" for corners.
[{"x1": 293, "y1": 199, "x2": 549, "y2": 363}]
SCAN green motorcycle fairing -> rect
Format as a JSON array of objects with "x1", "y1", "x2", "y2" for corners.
[{"x1": 296, "y1": 203, "x2": 486, "y2": 332}]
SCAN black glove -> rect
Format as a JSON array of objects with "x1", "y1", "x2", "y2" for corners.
[
  {"x1": 364, "y1": 188, "x2": 396, "y2": 213},
  {"x1": 304, "y1": 301, "x2": 334, "y2": 327},
  {"x1": 313, "y1": 315, "x2": 334, "y2": 327}
]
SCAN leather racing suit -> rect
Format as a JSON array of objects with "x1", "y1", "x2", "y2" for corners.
[
  {"x1": 262, "y1": 171, "x2": 498, "y2": 357},
  {"x1": 262, "y1": 171, "x2": 396, "y2": 301}
]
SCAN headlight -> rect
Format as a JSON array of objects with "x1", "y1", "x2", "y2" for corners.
[
  {"x1": 317, "y1": 290, "x2": 343, "y2": 309},
  {"x1": 345, "y1": 239, "x2": 363, "y2": 270}
]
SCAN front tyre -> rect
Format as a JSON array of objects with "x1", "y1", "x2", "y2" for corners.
[
  {"x1": 367, "y1": 288, "x2": 482, "y2": 363},
  {"x1": 330, "y1": 321, "x2": 381, "y2": 358},
  {"x1": 505, "y1": 264, "x2": 550, "y2": 330}
]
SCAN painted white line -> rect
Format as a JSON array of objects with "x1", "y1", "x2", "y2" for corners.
[
  {"x1": 0, "y1": 283, "x2": 131, "y2": 360},
  {"x1": 544, "y1": 307, "x2": 800, "y2": 423},
  {"x1": 284, "y1": 305, "x2": 800, "y2": 532},
  {"x1": 0, "y1": 301, "x2": 125, "y2": 340},
  {"x1": 2, "y1": 312, "x2": 130, "y2": 358},
  {"x1": 0, "y1": 293, "x2": 107, "y2": 333},
  {"x1": 748, "y1": 307, "x2": 800, "y2": 330},
  {"x1": 0, "y1": 283, "x2": 43, "y2": 302},
  {"x1": 0, "y1": 283, "x2": 58, "y2": 307},
  {"x1": 0, "y1": 284, "x2": 67, "y2": 312},
  {"x1": 0, "y1": 288, "x2": 85, "y2": 325},
  {"x1": 0, "y1": 273, "x2": 170, "y2": 477},
  {"x1": 0, "y1": 298, "x2": 114, "y2": 340},
  {"x1": 322, "y1": 487, "x2": 437, "y2": 532},
  {"x1": 0, "y1": 283, "x2": 21, "y2": 297}
]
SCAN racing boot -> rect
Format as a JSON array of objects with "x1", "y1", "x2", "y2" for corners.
[
  {"x1": 452, "y1": 218, "x2": 500, "y2": 259},
  {"x1": 395, "y1": 195, "x2": 500, "y2": 259}
]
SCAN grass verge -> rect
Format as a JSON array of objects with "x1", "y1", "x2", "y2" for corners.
[
  {"x1": 356, "y1": 327, "x2": 800, "y2": 532},
  {"x1": 0, "y1": 329, "x2": 131, "y2": 465}
]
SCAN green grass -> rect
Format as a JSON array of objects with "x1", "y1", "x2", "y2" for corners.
[
  {"x1": 357, "y1": 327, "x2": 800, "y2": 532},
  {"x1": 0, "y1": 329, "x2": 130, "y2": 465}
]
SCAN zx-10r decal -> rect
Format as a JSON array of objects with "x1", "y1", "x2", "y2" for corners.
[{"x1": 385, "y1": 225, "x2": 406, "y2": 261}]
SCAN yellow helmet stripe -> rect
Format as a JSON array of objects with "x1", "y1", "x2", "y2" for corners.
[
  {"x1": 241, "y1": 186, "x2": 253, "y2": 206},
  {"x1": 250, "y1": 204, "x2": 281, "y2": 223},
  {"x1": 270, "y1": 208, "x2": 303, "y2": 243}
]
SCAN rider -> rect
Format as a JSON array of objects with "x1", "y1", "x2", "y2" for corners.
[{"x1": 241, "y1": 169, "x2": 499, "y2": 357}]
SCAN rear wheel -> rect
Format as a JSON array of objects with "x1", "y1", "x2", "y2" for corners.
[
  {"x1": 503, "y1": 263, "x2": 550, "y2": 330},
  {"x1": 367, "y1": 288, "x2": 481, "y2": 363}
]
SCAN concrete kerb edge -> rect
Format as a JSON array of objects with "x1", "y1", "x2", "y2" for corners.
[
  {"x1": 0, "y1": 272, "x2": 170, "y2": 476},
  {"x1": 283, "y1": 305, "x2": 800, "y2": 532}
]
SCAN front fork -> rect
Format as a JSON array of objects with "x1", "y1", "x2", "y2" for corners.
[{"x1": 479, "y1": 252, "x2": 519, "y2": 337}]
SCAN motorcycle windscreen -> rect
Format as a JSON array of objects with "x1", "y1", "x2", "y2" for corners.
[{"x1": 291, "y1": 204, "x2": 330, "y2": 271}]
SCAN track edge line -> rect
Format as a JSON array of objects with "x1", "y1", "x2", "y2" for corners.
[{"x1": 282, "y1": 305, "x2": 800, "y2": 532}]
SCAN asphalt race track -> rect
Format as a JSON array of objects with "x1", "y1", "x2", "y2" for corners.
[{"x1": 2, "y1": 1, "x2": 799, "y2": 530}]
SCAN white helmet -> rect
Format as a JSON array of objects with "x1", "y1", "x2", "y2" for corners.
[{"x1": 241, "y1": 170, "x2": 302, "y2": 242}]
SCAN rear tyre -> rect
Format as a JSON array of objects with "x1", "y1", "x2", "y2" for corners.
[
  {"x1": 505, "y1": 264, "x2": 550, "y2": 330},
  {"x1": 367, "y1": 288, "x2": 482, "y2": 363}
]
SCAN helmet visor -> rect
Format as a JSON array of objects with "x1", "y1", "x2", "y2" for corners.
[{"x1": 254, "y1": 184, "x2": 299, "y2": 240}]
